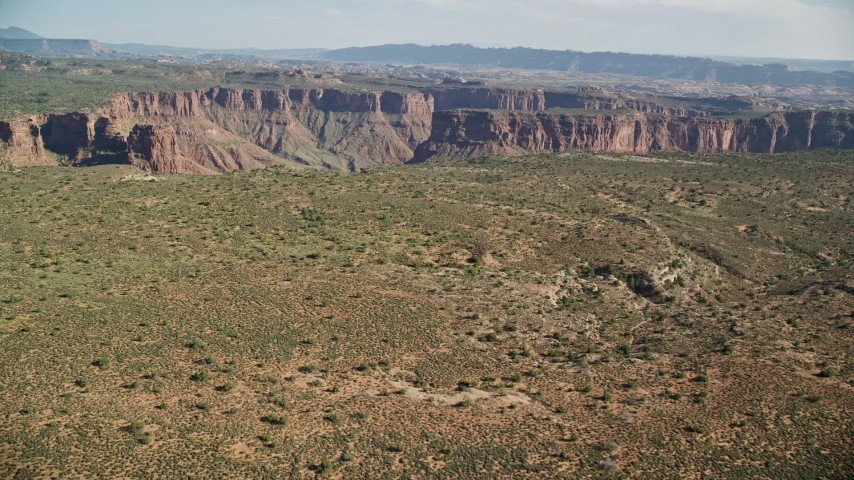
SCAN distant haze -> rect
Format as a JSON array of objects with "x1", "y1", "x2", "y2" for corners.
[{"x1": 1, "y1": 0, "x2": 852, "y2": 60}]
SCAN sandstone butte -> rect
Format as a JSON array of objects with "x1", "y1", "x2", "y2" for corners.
[{"x1": 1, "y1": 86, "x2": 852, "y2": 174}]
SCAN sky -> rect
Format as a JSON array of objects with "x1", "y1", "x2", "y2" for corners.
[{"x1": 1, "y1": 0, "x2": 852, "y2": 60}]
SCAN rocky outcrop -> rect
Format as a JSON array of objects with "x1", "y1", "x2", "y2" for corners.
[
  {"x1": 127, "y1": 125, "x2": 179, "y2": 173},
  {"x1": 381, "y1": 92, "x2": 434, "y2": 116},
  {"x1": 300, "y1": 89, "x2": 381, "y2": 112},
  {"x1": 412, "y1": 110, "x2": 854, "y2": 162},
  {"x1": 544, "y1": 92, "x2": 701, "y2": 117},
  {"x1": 41, "y1": 113, "x2": 93, "y2": 156},
  {"x1": 110, "y1": 91, "x2": 210, "y2": 118},
  {"x1": 432, "y1": 88, "x2": 546, "y2": 111},
  {"x1": 0, "y1": 118, "x2": 52, "y2": 166},
  {"x1": 542, "y1": 88, "x2": 767, "y2": 118},
  {"x1": 196, "y1": 88, "x2": 435, "y2": 170},
  {"x1": 124, "y1": 122, "x2": 283, "y2": 174}
]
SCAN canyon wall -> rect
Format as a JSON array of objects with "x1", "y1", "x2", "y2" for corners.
[
  {"x1": 431, "y1": 88, "x2": 546, "y2": 112},
  {"x1": 544, "y1": 91, "x2": 701, "y2": 117},
  {"x1": 542, "y1": 88, "x2": 768, "y2": 118},
  {"x1": 2, "y1": 86, "x2": 852, "y2": 173},
  {"x1": 412, "y1": 110, "x2": 854, "y2": 162},
  {"x1": 0, "y1": 88, "x2": 439, "y2": 173},
  {"x1": 0, "y1": 117, "x2": 50, "y2": 167}
]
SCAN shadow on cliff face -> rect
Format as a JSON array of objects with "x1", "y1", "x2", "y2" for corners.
[
  {"x1": 40, "y1": 113, "x2": 91, "y2": 157},
  {"x1": 77, "y1": 151, "x2": 130, "y2": 166}
]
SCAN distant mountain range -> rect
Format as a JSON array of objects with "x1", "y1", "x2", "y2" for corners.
[
  {"x1": 0, "y1": 27, "x2": 325, "y2": 61},
  {"x1": 103, "y1": 42, "x2": 326, "y2": 61},
  {"x1": 322, "y1": 44, "x2": 854, "y2": 88},
  {"x1": 0, "y1": 26, "x2": 43, "y2": 40},
  {"x1": 1, "y1": 27, "x2": 852, "y2": 88}
]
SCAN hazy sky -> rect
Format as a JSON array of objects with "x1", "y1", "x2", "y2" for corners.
[{"x1": 1, "y1": 0, "x2": 852, "y2": 60}]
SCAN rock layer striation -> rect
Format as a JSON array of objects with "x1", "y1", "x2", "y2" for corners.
[
  {"x1": 412, "y1": 110, "x2": 854, "y2": 162},
  {"x1": 1, "y1": 86, "x2": 852, "y2": 173}
]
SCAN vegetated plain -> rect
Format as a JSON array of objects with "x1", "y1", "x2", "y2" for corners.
[
  {"x1": 0, "y1": 54, "x2": 439, "y2": 121},
  {"x1": 0, "y1": 150, "x2": 851, "y2": 478}
]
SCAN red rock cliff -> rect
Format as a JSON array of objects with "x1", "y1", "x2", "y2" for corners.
[
  {"x1": 412, "y1": 110, "x2": 854, "y2": 162},
  {"x1": 432, "y1": 88, "x2": 546, "y2": 111},
  {"x1": 0, "y1": 117, "x2": 50, "y2": 166},
  {"x1": 127, "y1": 124, "x2": 180, "y2": 173},
  {"x1": 2, "y1": 87, "x2": 852, "y2": 173},
  {"x1": 2, "y1": 87, "x2": 442, "y2": 173}
]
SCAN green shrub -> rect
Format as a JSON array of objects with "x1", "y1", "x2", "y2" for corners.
[
  {"x1": 128, "y1": 421, "x2": 145, "y2": 435},
  {"x1": 299, "y1": 364, "x2": 318, "y2": 374},
  {"x1": 318, "y1": 458, "x2": 334, "y2": 475},
  {"x1": 92, "y1": 357, "x2": 110, "y2": 369},
  {"x1": 264, "y1": 414, "x2": 287, "y2": 425}
]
